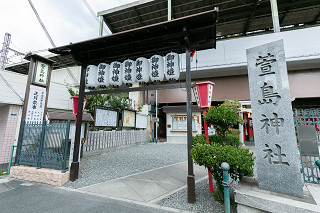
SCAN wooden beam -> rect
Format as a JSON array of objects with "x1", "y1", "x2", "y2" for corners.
[{"x1": 84, "y1": 83, "x2": 186, "y2": 96}]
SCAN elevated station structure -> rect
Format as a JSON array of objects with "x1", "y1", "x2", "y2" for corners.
[{"x1": 98, "y1": 0, "x2": 320, "y2": 143}]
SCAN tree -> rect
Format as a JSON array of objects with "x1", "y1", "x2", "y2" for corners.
[
  {"x1": 192, "y1": 100, "x2": 254, "y2": 201},
  {"x1": 204, "y1": 100, "x2": 243, "y2": 143},
  {"x1": 67, "y1": 86, "x2": 132, "y2": 116}
]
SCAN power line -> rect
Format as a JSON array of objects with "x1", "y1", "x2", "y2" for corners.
[
  {"x1": 27, "y1": 0, "x2": 78, "y2": 84},
  {"x1": 82, "y1": 0, "x2": 110, "y2": 35},
  {"x1": 28, "y1": 0, "x2": 56, "y2": 48}
]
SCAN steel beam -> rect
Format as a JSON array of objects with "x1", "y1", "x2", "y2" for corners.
[
  {"x1": 243, "y1": 0, "x2": 259, "y2": 35},
  {"x1": 270, "y1": 0, "x2": 281, "y2": 33},
  {"x1": 168, "y1": 0, "x2": 172, "y2": 20},
  {"x1": 99, "y1": 16, "x2": 103, "y2": 37},
  {"x1": 133, "y1": 6, "x2": 143, "y2": 27},
  {"x1": 311, "y1": 10, "x2": 320, "y2": 25}
]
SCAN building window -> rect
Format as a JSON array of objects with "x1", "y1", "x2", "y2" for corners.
[{"x1": 171, "y1": 115, "x2": 197, "y2": 131}]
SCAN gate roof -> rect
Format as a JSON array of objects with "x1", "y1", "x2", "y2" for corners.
[{"x1": 49, "y1": 9, "x2": 218, "y2": 65}]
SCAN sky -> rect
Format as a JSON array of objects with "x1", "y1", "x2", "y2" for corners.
[{"x1": 0, "y1": 0, "x2": 135, "y2": 64}]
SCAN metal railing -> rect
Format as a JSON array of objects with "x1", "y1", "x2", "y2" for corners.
[
  {"x1": 16, "y1": 120, "x2": 70, "y2": 173},
  {"x1": 294, "y1": 108, "x2": 320, "y2": 184}
]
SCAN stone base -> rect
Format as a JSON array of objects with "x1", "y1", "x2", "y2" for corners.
[
  {"x1": 9, "y1": 165, "x2": 69, "y2": 186},
  {"x1": 235, "y1": 177, "x2": 320, "y2": 213}
]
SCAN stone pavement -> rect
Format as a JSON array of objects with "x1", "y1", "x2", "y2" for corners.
[
  {"x1": 78, "y1": 161, "x2": 208, "y2": 204},
  {"x1": 0, "y1": 176, "x2": 180, "y2": 213}
]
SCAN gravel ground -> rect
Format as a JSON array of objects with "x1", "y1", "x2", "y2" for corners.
[
  {"x1": 64, "y1": 142, "x2": 254, "y2": 212},
  {"x1": 157, "y1": 178, "x2": 238, "y2": 213},
  {"x1": 64, "y1": 142, "x2": 187, "y2": 188}
]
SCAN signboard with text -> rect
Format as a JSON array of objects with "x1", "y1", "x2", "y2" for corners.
[
  {"x1": 25, "y1": 85, "x2": 46, "y2": 123},
  {"x1": 94, "y1": 107, "x2": 118, "y2": 127},
  {"x1": 135, "y1": 113, "x2": 148, "y2": 129},
  {"x1": 33, "y1": 61, "x2": 49, "y2": 86},
  {"x1": 122, "y1": 110, "x2": 135, "y2": 128}
]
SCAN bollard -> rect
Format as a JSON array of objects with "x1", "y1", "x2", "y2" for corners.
[
  {"x1": 221, "y1": 162, "x2": 230, "y2": 213},
  {"x1": 316, "y1": 160, "x2": 320, "y2": 170},
  {"x1": 7, "y1": 145, "x2": 16, "y2": 175}
]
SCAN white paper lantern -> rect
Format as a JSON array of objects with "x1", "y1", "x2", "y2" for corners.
[
  {"x1": 109, "y1": 61, "x2": 123, "y2": 87},
  {"x1": 122, "y1": 59, "x2": 135, "y2": 86},
  {"x1": 135, "y1": 57, "x2": 149, "y2": 84},
  {"x1": 85, "y1": 65, "x2": 98, "y2": 89},
  {"x1": 149, "y1": 55, "x2": 164, "y2": 83},
  {"x1": 97, "y1": 63, "x2": 110, "y2": 88},
  {"x1": 165, "y1": 52, "x2": 180, "y2": 82}
]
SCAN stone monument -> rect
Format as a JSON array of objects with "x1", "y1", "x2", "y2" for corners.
[{"x1": 246, "y1": 39, "x2": 304, "y2": 197}]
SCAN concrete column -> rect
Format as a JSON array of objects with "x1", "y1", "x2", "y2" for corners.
[
  {"x1": 99, "y1": 16, "x2": 103, "y2": 37},
  {"x1": 168, "y1": 0, "x2": 172, "y2": 21},
  {"x1": 270, "y1": 0, "x2": 280, "y2": 33}
]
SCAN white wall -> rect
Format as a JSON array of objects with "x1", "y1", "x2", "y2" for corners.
[
  {"x1": 0, "y1": 70, "x2": 26, "y2": 105},
  {"x1": 0, "y1": 68, "x2": 77, "y2": 110},
  {"x1": 0, "y1": 105, "x2": 20, "y2": 164},
  {"x1": 179, "y1": 26, "x2": 320, "y2": 74},
  {"x1": 166, "y1": 112, "x2": 202, "y2": 142}
]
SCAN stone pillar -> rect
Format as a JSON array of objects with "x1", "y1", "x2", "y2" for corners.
[{"x1": 246, "y1": 40, "x2": 303, "y2": 197}]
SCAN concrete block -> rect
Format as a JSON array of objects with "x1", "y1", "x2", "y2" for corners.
[
  {"x1": 235, "y1": 177, "x2": 320, "y2": 213},
  {"x1": 9, "y1": 165, "x2": 69, "y2": 186}
]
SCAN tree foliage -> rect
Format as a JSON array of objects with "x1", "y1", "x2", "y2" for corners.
[
  {"x1": 204, "y1": 100, "x2": 243, "y2": 142},
  {"x1": 191, "y1": 143, "x2": 254, "y2": 200},
  {"x1": 191, "y1": 100, "x2": 254, "y2": 201},
  {"x1": 67, "y1": 86, "x2": 132, "y2": 115}
]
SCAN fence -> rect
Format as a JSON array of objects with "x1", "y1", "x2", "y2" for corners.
[
  {"x1": 294, "y1": 108, "x2": 320, "y2": 184},
  {"x1": 16, "y1": 120, "x2": 70, "y2": 172},
  {"x1": 85, "y1": 130, "x2": 149, "y2": 152}
]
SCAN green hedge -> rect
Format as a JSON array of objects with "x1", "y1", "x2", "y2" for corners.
[
  {"x1": 193, "y1": 134, "x2": 241, "y2": 147},
  {"x1": 209, "y1": 135, "x2": 241, "y2": 147},
  {"x1": 191, "y1": 143, "x2": 254, "y2": 200}
]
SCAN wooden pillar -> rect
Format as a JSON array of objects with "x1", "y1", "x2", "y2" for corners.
[
  {"x1": 186, "y1": 48, "x2": 196, "y2": 203},
  {"x1": 70, "y1": 63, "x2": 87, "y2": 181}
]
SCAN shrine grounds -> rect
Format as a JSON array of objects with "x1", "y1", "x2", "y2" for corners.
[
  {"x1": 63, "y1": 142, "x2": 246, "y2": 212},
  {"x1": 4, "y1": 141, "x2": 320, "y2": 213}
]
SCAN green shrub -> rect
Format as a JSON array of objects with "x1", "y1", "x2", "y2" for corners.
[
  {"x1": 208, "y1": 134, "x2": 241, "y2": 147},
  {"x1": 208, "y1": 135, "x2": 224, "y2": 146},
  {"x1": 191, "y1": 143, "x2": 254, "y2": 200},
  {"x1": 227, "y1": 128, "x2": 240, "y2": 137},
  {"x1": 192, "y1": 134, "x2": 207, "y2": 146},
  {"x1": 204, "y1": 101, "x2": 243, "y2": 143}
]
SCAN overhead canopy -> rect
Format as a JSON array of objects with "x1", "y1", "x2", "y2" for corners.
[
  {"x1": 49, "y1": 9, "x2": 218, "y2": 65},
  {"x1": 5, "y1": 54, "x2": 76, "y2": 75},
  {"x1": 99, "y1": 0, "x2": 320, "y2": 36}
]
